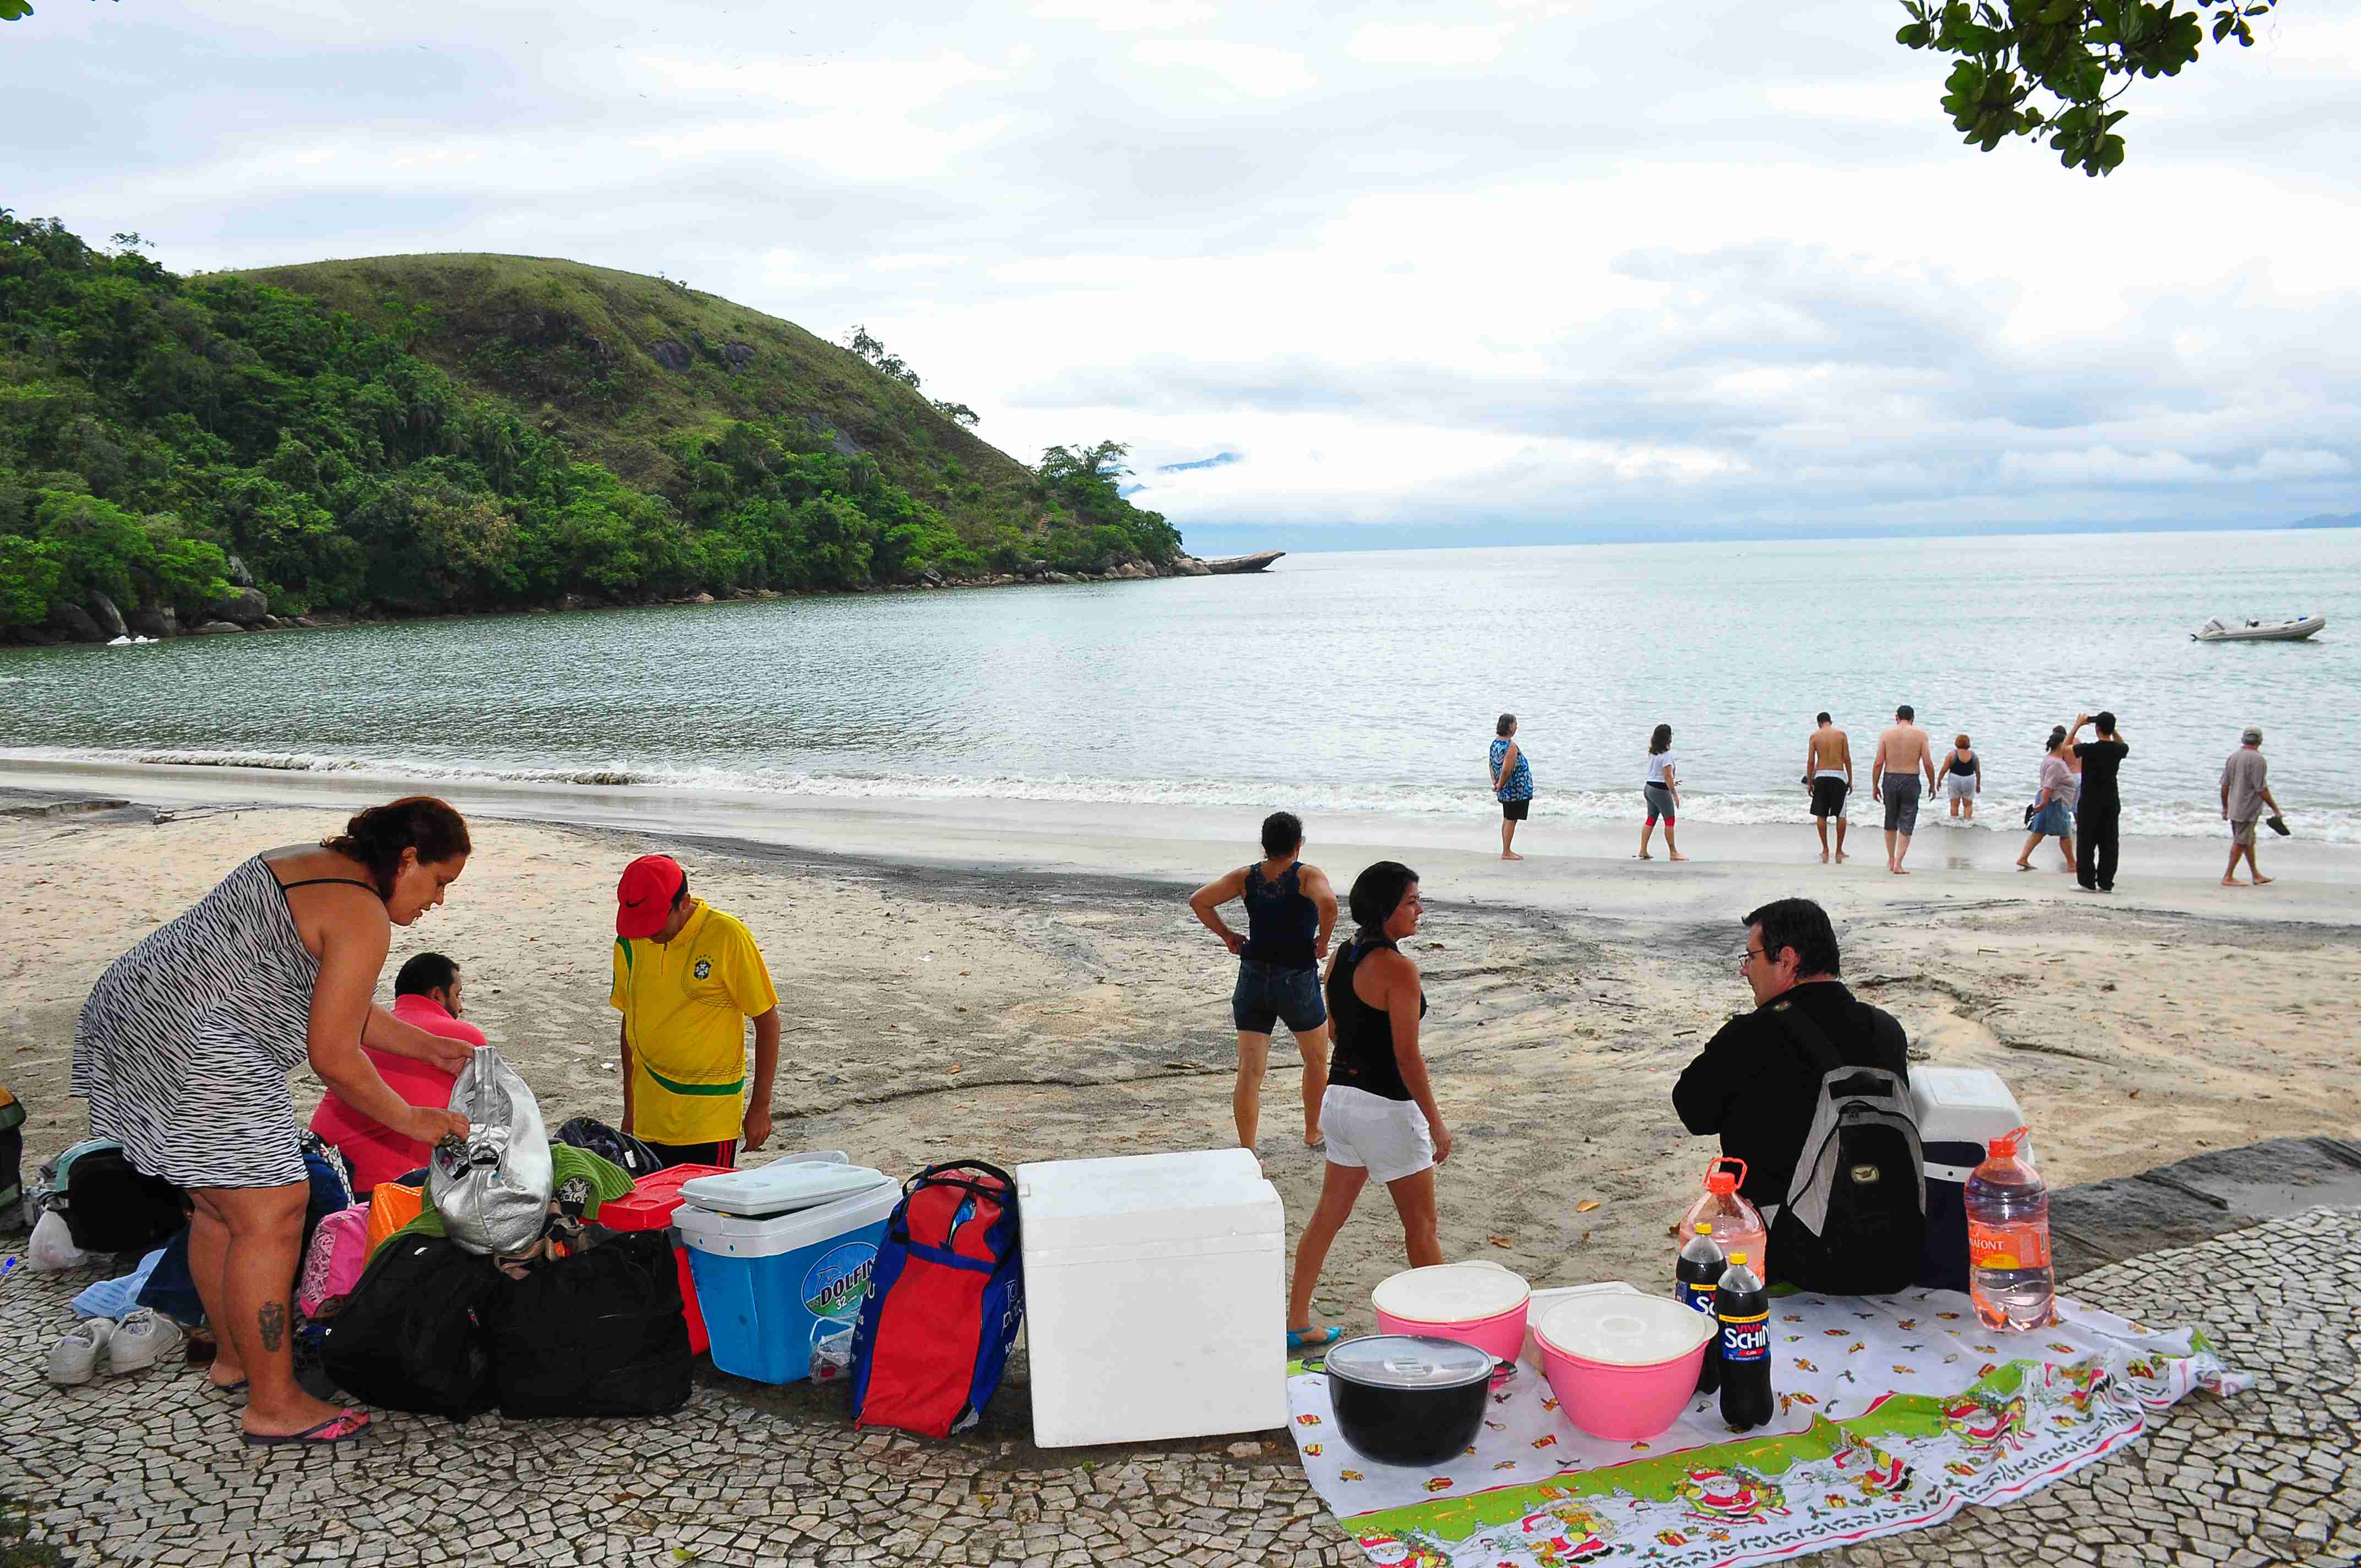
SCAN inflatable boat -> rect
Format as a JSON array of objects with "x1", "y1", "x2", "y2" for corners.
[{"x1": 2193, "y1": 616, "x2": 2325, "y2": 643}]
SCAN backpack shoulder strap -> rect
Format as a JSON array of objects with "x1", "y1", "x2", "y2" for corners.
[{"x1": 1766, "y1": 998, "x2": 1844, "y2": 1077}]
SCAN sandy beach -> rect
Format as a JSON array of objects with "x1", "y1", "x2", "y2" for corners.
[{"x1": 4, "y1": 759, "x2": 2358, "y2": 1324}]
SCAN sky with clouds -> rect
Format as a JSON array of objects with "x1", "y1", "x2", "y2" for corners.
[{"x1": 7, "y1": 0, "x2": 2359, "y2": 550}]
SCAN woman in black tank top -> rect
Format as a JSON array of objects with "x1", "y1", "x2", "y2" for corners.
[{"x1": 1284, "y1": 862, "x2": 1449, "y2": 1351}]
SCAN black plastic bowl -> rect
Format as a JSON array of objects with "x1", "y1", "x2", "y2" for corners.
[{"x1": 1318, "y1": 1333, "x2": 1494, "y2": 1469}]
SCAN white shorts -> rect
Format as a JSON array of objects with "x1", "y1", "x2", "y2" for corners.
[
  {"x1": 1944, "y1": 775, "x2": 1977, "y2": 800},
  {"x1": 1321, "y1": 1086, "x2": 1434, "y2": 1184}
]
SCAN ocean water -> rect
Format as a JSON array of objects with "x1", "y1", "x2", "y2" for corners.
[{"x1": 4, "y1": 530, "x2": 2357, "y2": 841}]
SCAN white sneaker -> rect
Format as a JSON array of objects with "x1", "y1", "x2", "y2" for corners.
[
  {"x1": 104, "y1": 1308, "x2": 186, "y2": 1377},
  {"x1": 46, "y1": 1319, "x2": 113, "y2": 1386}
]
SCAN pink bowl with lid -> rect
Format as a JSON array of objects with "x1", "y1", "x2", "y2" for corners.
[{"x1": 1370, "y1": 1262, "x2": 1531, "y2": 1362}]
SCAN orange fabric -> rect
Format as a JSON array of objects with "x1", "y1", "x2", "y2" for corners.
[{"x1": 365, "y1": 1181, "x2": 423, "y2": 1259}]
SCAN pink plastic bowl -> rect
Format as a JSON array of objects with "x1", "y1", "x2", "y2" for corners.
[
  {"x1": 1373, "y1": 1301, "x2": 1528, "y2": 1363},
  {"x1": 1536, "y1": 1337, "x2": 1709, "y2": 1442}
]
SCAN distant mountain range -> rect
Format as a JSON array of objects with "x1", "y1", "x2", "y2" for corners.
[{"x1": 2295, "y1": 512, "x2": 2361, "y2": 529}]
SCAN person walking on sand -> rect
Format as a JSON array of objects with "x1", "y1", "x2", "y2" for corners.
[
  {"x1": 1639, "y1": 724, "x2": 1686, "y2": 861},
  {"x1": 70, "y1": 797, "x2": 476, "y2": 1446},
  {"x1": 612, "y1": 854, "x2": 781, "y2": 1168},
  {"x1": 1285, "y1": 862, "x2": 1443, "y2": 1353},
  {"x1": 1188, "y1": 812, "x2": 1339, "y2": 1152},
  {"x1": 1803, "y1": 712, "x2": 1852, "y2": 863},
  {"x1": 2015, "y1": 726, "x2": 2077, "y2": 872},
  {"x1": 1871, "y1": 705, "x2": 1938, "y2": 875},
  {"x1": 2068, "y1": 712, "x2": 2130, "y2": 892},
  {"x1": 1489, "y1": 714, "x2": 1533, "y2": 860},
  {"x1": 1942, "y1": 734, "x2": 1982, "y2": 821},
  {"x1": 2220, "y1": 726, "x2": 2282, "y2": 887}
]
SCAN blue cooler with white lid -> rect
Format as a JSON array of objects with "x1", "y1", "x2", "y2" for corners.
[{"x1": 675, "y1": 1160, "x2": 899, "y2": 1385}]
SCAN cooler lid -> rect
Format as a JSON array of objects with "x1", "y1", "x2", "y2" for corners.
[
  {"x1": 1016, "y1": 1149, "x2": 1280, "y2": 1252},
  {"x1": 1326, "y1": 1333, "x2": 1494, "y2": 1391},
  {"x1": 1373, "y1": 1262, "x2": 1530, "y2": 1324},
  {"x1": 1537, "y1": 1293, "x2": 1711, "y2": 1368},
  {"x1": 679, "y1": 1160, "x2": 891, "y2": 1218}
]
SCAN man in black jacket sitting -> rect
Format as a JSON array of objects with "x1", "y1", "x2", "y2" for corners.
[{"x1": 1673, "y1": 898, "x2": 1909, "y2": 1245}]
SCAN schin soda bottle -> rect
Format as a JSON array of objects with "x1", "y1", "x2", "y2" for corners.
[
  {"x1": 1676, "y1": 1222, "x2": 1726, "y2": 1395},
  {"x1": 1715, "y1": 1252, "x2": 1774, "y2": 1431}
]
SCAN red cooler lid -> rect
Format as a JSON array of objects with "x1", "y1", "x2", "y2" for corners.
[{"x1": 600, "y1": 1164, "x2": 732, "y2": 1232}]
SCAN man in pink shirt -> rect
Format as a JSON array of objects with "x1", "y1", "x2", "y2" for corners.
[{"x1": 308, "y1": 952, "x2": 485, "y2": 1193}]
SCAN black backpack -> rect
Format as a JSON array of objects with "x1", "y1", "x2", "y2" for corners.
[
  {"x1": 319, "y1": 1235, "x2": 504, "y2": 1420},
  {"x1": 491, "y1": 1230, "x2": 692, "y2": 1419},
  {"x1": 61, "y1": 1144, "x2": 188, "y2": 1255},
  {"x1": 1765, "y1": 999, "x2": 1927, "y2": 1295},
  {"x1": 552, "y1": 1117, "x2": 666, "y2": 1182}
]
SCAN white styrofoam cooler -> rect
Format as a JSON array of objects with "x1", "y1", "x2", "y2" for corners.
[
  {"x1": 1910, "y1": 1066, "x2": 2027, "y2": 1290},
  {"x1": 1018, "y1": 1147, "x2": 1286, "y2": 1447},
  {"x1": 1911, "y1": 1068, "x2": 2030, "y2": 1181}
]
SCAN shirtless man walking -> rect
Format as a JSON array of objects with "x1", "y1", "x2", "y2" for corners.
[
  {"x1": 1802, "y1": 712, "x2": 1853, "y2": 863},
  {"x1": 1871, "y1": 704, "x2": 1938, "y2": 875}
]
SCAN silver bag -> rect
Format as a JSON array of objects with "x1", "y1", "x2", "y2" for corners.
[{"x1": 431, "y1": 1046, "x2": 553, "y2": 1256}]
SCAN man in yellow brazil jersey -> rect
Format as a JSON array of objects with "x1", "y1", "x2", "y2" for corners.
[{"x1": 611, "y1": 854, "x2": 781, "y2": 1168}]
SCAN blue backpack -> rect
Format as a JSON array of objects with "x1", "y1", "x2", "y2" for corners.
[{"x1": 848, "y1": 1162, "x2": 1023, "y2": 1439}]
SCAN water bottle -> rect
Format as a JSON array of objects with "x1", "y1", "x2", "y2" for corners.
[
  {"x1": 1675, "y1": 1223, "x2": 1725, "y2": 1395},
  {"x1": 1965, "y1": 1125, "x2": 2054, "y2": 1331},
  {"x1": 1715, "y1": 1253, "x2": 1773, "y2": 1430},
  {"x1": 1680, "y1": 1157, "x2": 1768, "y2": 1283}
]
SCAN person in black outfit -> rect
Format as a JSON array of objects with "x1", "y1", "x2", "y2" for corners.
[
  {"x1": 1283, "y1": 861, "x2": 1441, "y2": 1353},
  {"x1": 1188, "y1": 812, "x2": 1339, "y2": 1152},
  {"x1": 1672, "y1": 899, "x2": 1908, "y2": 1266},
  {"x1": 2068, "y1": 711, "x2": 2130, "y2": 892}
]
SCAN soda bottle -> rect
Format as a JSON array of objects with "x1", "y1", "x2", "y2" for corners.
[
  {"x1": 1965, "y1": 1125, "x2": 2054, "y2": 1331},
  {"x1": 1681, "y1": 1156, "x2": 1769, "y2": 1284},
  {"x1": 1676, "y1": 1223, "x2": 1726, "y2": 1394},
  {"x1": 1715, "y1": 1253, "x2": 1773, "y2": 1431}
]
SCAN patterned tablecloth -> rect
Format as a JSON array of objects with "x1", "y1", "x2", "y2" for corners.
[{"x1": 1287, "y1": 1285, "x2": 2248, "y2": 1568}]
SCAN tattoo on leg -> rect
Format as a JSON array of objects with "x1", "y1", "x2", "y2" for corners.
[{"x1": 257, "y1": 1302, "x2": 286, "y2": 1353}]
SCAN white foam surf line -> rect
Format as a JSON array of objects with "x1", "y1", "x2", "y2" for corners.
[{"x1": 10, "y1": 746, "x2": 2355, "y2": 845}]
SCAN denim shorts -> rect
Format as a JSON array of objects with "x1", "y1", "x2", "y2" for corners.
[{"x1": 1232, "y1": 959, "x2": 1326, "y2": 1034}]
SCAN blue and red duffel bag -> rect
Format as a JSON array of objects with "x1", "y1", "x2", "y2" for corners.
[{"x1": 848, "y1": 1161, "x2": 1023, "y2": 1438}]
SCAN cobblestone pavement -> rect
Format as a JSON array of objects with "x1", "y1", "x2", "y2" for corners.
[{"x1": 4, "y1": 1207, "x2": 2353, "y2": 1568}]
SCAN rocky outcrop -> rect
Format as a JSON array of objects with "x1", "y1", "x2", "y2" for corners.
[
  {"x1": 125, "y1": 605, "x2": 179, "y2": 639},
  {"x1": 89, "y1": 592, "x2": 128, "y2": 639},
  {"x1": 192, "y1": 619, "x2": 244, "y2": 635},
  {"x1": 46, "y1": 602, "x2": 106, "y2": 642},
  {"x1": 203, "y1": 586, "x2": 271, "y2": 625},
  {"x1": 224, "y1": 553, "x2": 256, "y2": 587},
  {"x1": 1171, "y1": 556, "x2": 1212, "y2": 577},
  {"x1": 649, "y1": 340, "x2": 692, "y2": 372}
]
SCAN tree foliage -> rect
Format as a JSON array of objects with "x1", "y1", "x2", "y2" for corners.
[
  {"x1": 1896, "y1": 0, "x2": 2278, "y2": 175},
  {"x1": 0, "y1": 214, "x2": 1180, "y2": 630}
]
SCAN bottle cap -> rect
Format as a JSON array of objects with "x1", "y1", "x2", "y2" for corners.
[
  {"x1": 1728, "y1": 1252, "x2": 1748, "y2": 1266},
  {"x1": 1989, "y1": 1125, "x2": 2030, "y2": 1158},
  {"x1": 1694, "y1": 1223, "x2": 1711, "y2": 1234},
  {"x1": 1704, "y1": 1155, "x2": 1748, "y2": 1196}
]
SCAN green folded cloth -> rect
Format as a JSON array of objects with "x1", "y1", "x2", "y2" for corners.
[{"x1": 391, "y1": 1143, "x2": 635, "y2": 1249}]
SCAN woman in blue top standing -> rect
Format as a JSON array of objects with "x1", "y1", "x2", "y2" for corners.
[
  {"x1": 1188, "y1": 812, "x2": 1339, "y2": 1154},
  {"x1": 1489, "y1": 714, "x2": 1534, "y2": 861}
]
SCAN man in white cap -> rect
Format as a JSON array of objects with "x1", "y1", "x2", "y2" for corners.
[
  {"x1": 2219, "y1": 727, "x2": 2282, "y2": 888},
  {"x1": 612, "y1": 854, "x2": 781, "y2": 1167}
]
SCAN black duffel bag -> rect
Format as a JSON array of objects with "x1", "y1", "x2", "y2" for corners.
[
  {"x1": 491, "y1": 1229, "x2": 692, "y2": 1419},
  {"x1": 319, "y1": 1235, "x2": 503, "y2": 1420},
  {"x1": 62, "y1": 1145, "x2": 187, "y2": 1255}
]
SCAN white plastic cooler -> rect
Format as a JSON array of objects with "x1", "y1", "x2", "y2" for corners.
[
  {"x1": 1910, "y1": 1066, "x2": 2028, "y2": 1290},
  {"x1": 1018, "y1": 1147, "x2": 1286, "y2": 1447}
]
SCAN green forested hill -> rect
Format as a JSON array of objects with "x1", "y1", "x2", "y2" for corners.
[{"x1": 0, "y1": 214, "x2": 1182, "y2": 639}]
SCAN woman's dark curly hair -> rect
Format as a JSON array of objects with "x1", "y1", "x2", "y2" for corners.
[{"x1": 320, "y1": 796, "x2": 472, "y2": 897}]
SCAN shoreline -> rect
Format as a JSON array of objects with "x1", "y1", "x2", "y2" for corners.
[
  {"x1": 0, "y1": 552, "x2": 1229, "y2": 649},
  {"x1": 5, "y1": 755, "x2": 2356, "y2": 931}
]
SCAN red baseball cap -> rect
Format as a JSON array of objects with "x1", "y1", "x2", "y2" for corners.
[{"x1": 616, "y1": 854, "x2": 686, "y2": 938}]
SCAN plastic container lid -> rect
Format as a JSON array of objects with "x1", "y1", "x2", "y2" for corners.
[
  {"x1": 1373, "y1": 1262, "x2": 1531, "y2": 1324},
  {"x1": 1537, "y1": 1293, "x2": 1713, "y2": 1368},
  {"x1": 1326, "y1": 1334, "x2": 1495, "y2": 1391},
  {"x1": 678, "y1": 1159, "x2": 891, "y2": 1218}
]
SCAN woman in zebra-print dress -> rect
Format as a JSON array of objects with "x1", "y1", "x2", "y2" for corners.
[{"x1": 73, "y1": 796, "x2": 477, "y2": 1446}]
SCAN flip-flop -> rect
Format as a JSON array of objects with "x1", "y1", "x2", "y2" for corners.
[
  {"x1": 1287, "y1": 1326, "x2": 1342, "y2": 1352},
  {"x1": 241, "y1": 1409, "x2": 369, "y2": 1447},
  {"x1": 210, "y1": 1378, "x2": 249, "y2": 1394}
]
